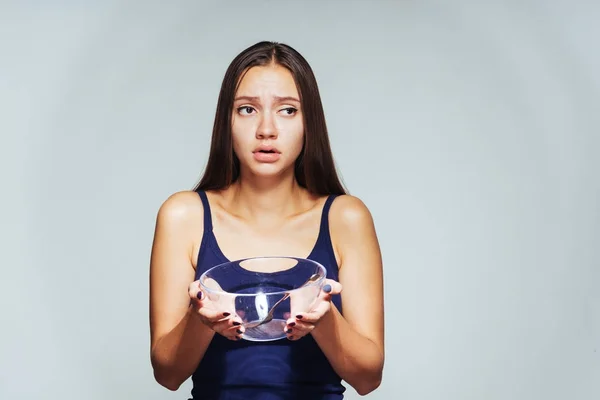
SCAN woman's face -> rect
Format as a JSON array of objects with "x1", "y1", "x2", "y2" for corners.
[{"x1": 231, "y1": 64, "x2": 304, "y2": 179}]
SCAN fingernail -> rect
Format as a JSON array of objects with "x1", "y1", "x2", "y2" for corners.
[
  {"x1": 288, "y1": 322, "x2": 296, "y2": 327},
  {"x1": 296, "y1": 315, "x2": 303, "y2": 319},
  {"x1": 223, "y1": 312, "x2": 230, "y2": 317},
  {"x1": 197, "y1": 291, "x2": 203, "y2": 300},
  {"x1": 236, "y1": 329, "x2": 243, "y2": 334},
  {"x1": 286, "y1": 329, "x2": 292, "y2": 334},
  {"x1": 323, "y1": 284, "x2": 332, "y2": 293},
  {"x1": 232, "y1": 321, "x2": 241, "y2": 326}
]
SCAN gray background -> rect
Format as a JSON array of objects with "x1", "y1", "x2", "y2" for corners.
[{"x1": 1, "y1": 0, "x2": 599, "y2": 399}]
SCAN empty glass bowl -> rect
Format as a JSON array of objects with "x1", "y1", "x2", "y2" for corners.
[{"x1": 199, "y1": 256, "x2": 327, "y2": 341}]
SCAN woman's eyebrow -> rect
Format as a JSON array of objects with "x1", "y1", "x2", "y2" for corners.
[{"x1": 234, "y1": 95, "x2": 300, "y2": 103}]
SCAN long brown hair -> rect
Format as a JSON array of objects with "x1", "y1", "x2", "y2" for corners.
[{"x1": 193, "y1": 41, "x2": 347, "y2": 195}]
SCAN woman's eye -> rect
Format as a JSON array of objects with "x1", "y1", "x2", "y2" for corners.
[
  {"x1": 281, "y1": 107, "x2": 297, "y2": 116},
  {"x1": 237, "y1": 106, "x2": 255, "y2": 115}
]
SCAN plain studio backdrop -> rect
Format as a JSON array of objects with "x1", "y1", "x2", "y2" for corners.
[{"x1": 1, "y1": 1, "x2": 598, "y2": 399}]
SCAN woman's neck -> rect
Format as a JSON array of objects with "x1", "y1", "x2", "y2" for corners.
[{"x1": 224, "y1": 174, "x2": 311, "y2": 223}]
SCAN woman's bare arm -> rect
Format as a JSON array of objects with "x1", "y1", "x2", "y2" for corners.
[
  {"x1": 310, "y1": 195, "x2": 385, "y2": 396},
  {"x1": 149, "y1": 191, "x2": 215, "y2": 391}
]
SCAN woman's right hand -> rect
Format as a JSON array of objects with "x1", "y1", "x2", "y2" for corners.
[{"x1": 188, "y1": 280, "x2": 245, "y2": 341}]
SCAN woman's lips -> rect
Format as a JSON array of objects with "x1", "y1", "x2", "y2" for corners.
[{"x1": 253, "y1": 150, "x2": 281, "y2": 163}]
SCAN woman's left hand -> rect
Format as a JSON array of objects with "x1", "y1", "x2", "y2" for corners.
[{"x1": 284, "y1": 279, "x2": 343, "y2": 341}]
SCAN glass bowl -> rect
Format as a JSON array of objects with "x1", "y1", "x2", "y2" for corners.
[{"x1": 199, "y1": 256, "x2": 327, "y2": 342}]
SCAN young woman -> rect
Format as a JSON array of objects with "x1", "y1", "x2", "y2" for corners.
[{"x1": 149, "y1": 41, "x2": 384, "y2": 399}]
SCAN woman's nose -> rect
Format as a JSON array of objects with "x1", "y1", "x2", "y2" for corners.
[{"x1": 256, "y1": 112, "x2": 277, "y2": 139}]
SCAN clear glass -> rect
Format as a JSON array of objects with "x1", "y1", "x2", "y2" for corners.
[{"x1": 199, "y1": 256, "x2": 327, "y2": 342}]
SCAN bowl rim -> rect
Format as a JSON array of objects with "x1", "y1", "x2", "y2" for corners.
[{"x1": 198, "y1": 256, "x2": 327, "y2": 297}]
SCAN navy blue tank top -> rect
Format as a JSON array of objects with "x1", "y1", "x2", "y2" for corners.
[{"x1": 190, "y1": 190, "x2": 345, "y2": 400}]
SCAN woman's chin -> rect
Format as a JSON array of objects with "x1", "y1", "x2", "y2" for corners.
[{"x1": 241, "y1": 163, "x2": 294, "y2": 180}]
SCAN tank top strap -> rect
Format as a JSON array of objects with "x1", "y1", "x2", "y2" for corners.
[
  {"x1": 315, "y1": 194, "x2": 339, "y2": 246},
  {"x1": 196, "y1": 190, "x2": 213, "y2": 232}
]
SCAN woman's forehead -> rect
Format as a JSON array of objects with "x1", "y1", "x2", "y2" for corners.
[{"x1": 235, "y1": 65, "x2": 299, "y2": 99}]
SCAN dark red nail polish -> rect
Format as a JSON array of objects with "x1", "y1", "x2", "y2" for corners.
[
  {"x1": 286, "y1": 329, "x2": 292, "y2": 333},
  {"x1": 196, "y1": 291, "x2": 203, "y2": 300},
  {"x1": 223, "y1": 312, "x2": 230, "y2": 317},
  {"x1": 236, "y1": 329, "x2": 242, "y2": 334},
  {"x1": 232, "y1": 321, "x2": 241, "y2": 326},
  {"x1": 288, "y1": 322, "x2": 296, "y2": 327},
  {"x1": 296, "y1": 315, "x2": 302, "y2": 319}
]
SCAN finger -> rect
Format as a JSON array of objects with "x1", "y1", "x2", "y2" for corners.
[
  {"x1": 322, "y1": 279, "x2": 343, "y2": 296},
  {"x1": 198, "y1": 308, "x2": 233, "y2": 322},
  {"x1": 285, "y1": 319, "x2": 312, "y2": 334},
  {"x1": 212, "y1": 314, "x2": 244, "y2": 330},
  {"x1": 295, "y1": 301, "x2": 330, "y2": 324},
  {"x1": 227, "y1": 324, "x2": 245, "y2": 340},
  {"x1": 285, "y1": 316, "x2": 296, "y2": 326},
  {"x1": 313, "y1": 280, "x2": 342, "y2": 304},
  {"x1": 214, "y1": 319, "x2": 245, "y2": 340},
  {"x1": 282, "y1": 318, "x2": 302, "y2": 341},
  {"x1": 286, "y1": 321, "x2": 313, "y2": 341},
  {"x1": 211, "y1": 318, "x2": 232, "y2": 333},
  {"x1": 230, "y1": 314, "x2": 244, "y2": 327},
  {"x1": 188, "y1": 281, "x2": 204, "y2": 303},
  {"x1": 287, "y1": 333, "x2": 300, "y2": 341}
]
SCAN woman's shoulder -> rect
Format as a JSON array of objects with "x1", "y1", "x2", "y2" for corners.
[
  {"x1": 329, "y1": 194, "x2": 374, "y2": 227},
  {"x1": 328, "y1": 194, "x2": 379, "y2": 266},
  {"x1": 155, "y1": 190, "x2": 204, "y2": 230}
]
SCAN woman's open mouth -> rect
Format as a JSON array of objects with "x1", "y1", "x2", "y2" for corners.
[{"x1": 253, "y1": 145, "x2": 281, "y2": 162}]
